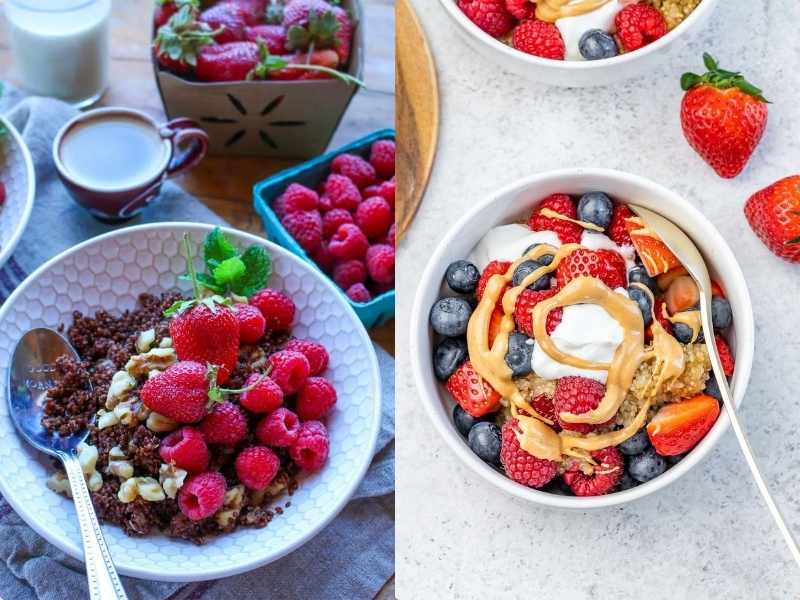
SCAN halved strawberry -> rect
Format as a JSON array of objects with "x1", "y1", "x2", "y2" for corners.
[
  {"x1": 488, "y1": 304, "x2": 504, "y2": 346},
  {"x1": 446, "y1": 361, "x2": 502, "y2": 418},
  {"x1": 646, "y1": 394, "x2": 720, "y2": 456},
  {"x1": 513, "y1": 288, "x2": 562, "y2": 337},
  {"x1": 646, "y1": 298, "x2": 672, "y2": 341},
  {"x1": 555, "y1": 248, "x2": 626, "y2": 290},
  {"x1": 624, "y1": 217, "x2": 681, "y2": 276},
  {"x1": 476, "y1": 260, "x2": 511, "y2": 301},
  {"x1": 530, "y1": 394, "x2": 560, "y2": 431},
  {"x1": 609, "y1": 202, "x2": 634, "y2": 246},
  {"x1": 715, "y1": 334, "x2": 735, "y2": 377},
  {"x1": 528, "y1": 194, "x2": 582, "y2": 244}
]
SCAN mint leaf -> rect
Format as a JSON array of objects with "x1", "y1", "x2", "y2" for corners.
[
  {"x1": 231, "y1": 245, "x2": 271, "y2": 297},
  {"x1": 203, "y1": 228, "x2": 238, "y2": 272},
  {"x1": 213, "y1": 256, "x2": 246, "y2": 284}
]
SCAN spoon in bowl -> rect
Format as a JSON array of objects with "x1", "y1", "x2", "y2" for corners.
[
  {"x1": 7, "y1": 328, "x2": 128, "y2": 599},
  {"x1": 629, "y1": 204, "x2": 800, "y2": 568}
]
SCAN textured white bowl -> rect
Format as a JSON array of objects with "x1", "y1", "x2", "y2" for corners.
[
  {"x1": 0, "y1": 223, "x2": 381, "y2": 581},
  {"x1": 438, "y1": 0, "x2": 720, "y2": 87},
  {"x1": 410, "y1": 167, "x2": 754, "y2": 509},
  {"x1": 0, "y1": 117, "x2": 35, "y2": 272}
]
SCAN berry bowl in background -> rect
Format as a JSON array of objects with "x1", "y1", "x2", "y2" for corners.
[
  {"x1": 410, "y1": 167, "x2": 754, "y2": 509},
  {"x1": 438, "y1": 0, "x2": 720, "y2": 87},
  {"x1": 253, "y1": 129, "x2": 396, "y2": 330},
  {"x1": 0, "y1": 116, "x2": 35, "y2": 273},
  {"x1": 0, "y1": 223, "x2": 382, "y2": 581}
]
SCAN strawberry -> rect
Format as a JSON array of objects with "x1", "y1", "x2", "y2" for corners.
[
  {"x1": 140, "y1": 361, "x2": 213, "y2": 424},
  {"x1": 608, "y1": 202, "x2": 634, "y2": 247},
  {"x1": 528, "y1": 194, "x2": 582, "y2": 244},
  {"x1": 154, "y1": 0, "x2": 200, "y2": 28},
  {"x1": 562, "y1": 447, "x2": 623, "y2": 496},
  {"x1": 244, "y1": 24, "x2": 288, "y2": 54},
  {"x1": 199, "y1": 2, "x2": 250, "y2": 43},
  {"x1": 714, "y1": 334, "x2": 735, "y2": 377},
  {"x1": 646, "y1": 394, "x2": 720, "y2": 456},
  {"x1": 555, "y1": 248, "x2": 626, "y2": 290},
  {"x1": 169, "y1": 303, "x2": 240, "y2": 385},
  {"x1": 230, "y1": 0, "x2": 267, "y2": 21},
  {"x1": 512, "y1": 19, "x2": 565, "y2": 60},
  {"x1": 614, "y1": 3, "x2": 667, "y2": 52},
  {"x1": 476, "y1": 260, "x2": 511, "y2": 301},
  {"x1": 711, "y1": 280, "x2": 726, "y2": 298},
  {"x1": 680, "y1": 53, "x2": 768, "y2": 179},
  {"x1": 513, "y1": 288, "x2": 562, "y2": 337},
  {"x1": 196, "y1": 41, "x2": 259, "y2": 82},
  {"x1": 744, "y1": 175, "x2": 800, "y2": 263},
  {"x1": 282, "y1": 0, "x2": 334, "y2": 28},
  {"x1": 553, "y1": 376, "x2": 611, "y2": 434},
  {"x1": 330, "y1": 4, "x2": 354, "y2": 64},
  {"x1": 446, "y1": 361, "x2": 502, "y2": 418},
  {"x1": 457, "y1": 0, "x2": 514, "y2": 38},
  {"x1": 623, "y1": 217, "x2": 681, "y2": 277},
  {"x1": 153, "y1": 5, "x2": 219, "y2": 75}
]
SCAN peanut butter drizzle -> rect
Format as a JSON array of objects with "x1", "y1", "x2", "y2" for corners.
[
  {"x1": 538, "y1": 207, "x2": 604, "y2": 233},
  {"x1": 535, "y1": 0, "x2": 611, "y2": 22},
  {"x1": 662, "y1": 304, "x2": 702, "y2": 343}
]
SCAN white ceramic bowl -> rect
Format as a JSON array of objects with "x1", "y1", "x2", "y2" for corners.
[
  {"x1": 410, "y1": 168, "x2": 754, "y2": 509},
  {"x1": 0, "y1": 223, "x2": 382, "y2": 581},
  {"x1": 0, "y1": 116, "x2": 35, "y2": 272},
  {"x1": 438, "y1": 0, "x2": 720, "y2": 87}
]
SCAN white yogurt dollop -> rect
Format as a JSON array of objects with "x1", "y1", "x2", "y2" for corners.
[
  {"x1": 556, "y1": 0, "x2": 623, "y2": 61},
  {"x1": 469, "y1": 224, "x2": 561, "y2": 271}
]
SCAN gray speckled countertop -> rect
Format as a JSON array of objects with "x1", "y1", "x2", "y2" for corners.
[{"x1": 396, "y1": 1, "x2": 800, "y2": 598}]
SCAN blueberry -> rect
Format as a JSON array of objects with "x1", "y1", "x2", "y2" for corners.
[
  {"x1": 704, "y1": 376, "x2": 722, "y2": 401},
  {"x1": 578, "y1": 29, "x2": 619, "y2": 61},
  {"x1": 543, "y1": 478, "x2": 574, "y2": 496},
  {"x1": 666, "y1": 453, "x2": 686, "y2": 466},
  {"x1": 711, "y1": 296, "x2": 732, "y2": 330},
  {"x1": 672, "y1": 314, "x2": 705, "y2": 344},
  {"x1": 505, "y1": 332, "x2": 534, "y2": 378},
  {"x1": 445, "y1": 260, "x2": 480, "y2": 294},
  {"x1": 628, "y1": 448, "x2": 667, "y2": 483},
  {"x1": 468, "y1": 422, "x2": 501, "y2": 465},
  {"x1": 627, "y1": 286, "x2": 653, "y2": 327},
  {"x1": 433, "y1": 337, "x2": 468, "y2": 381},
  {"x1": 512, "y1": 260, "x2": 550, "y2": 291},
  {"x1": 453, "y1": 404, "x2": 483, "y2": 437},
  {"x1": 617, "y1": 471, "x2": 639, "y2": 491},
  {"x1": 524, "y1": 243, "x2": 555, "y2": 266},
  {"x1": 628, "y1": 266, "x2": 658, "y2": 293},
  {"x1": 577, "y1": 192, "x2": 614, "y2": 229},
  {"x1": 430, "y1": 297, "x2": 472, "y2": 337},
  {"x1": 619, "y1": 428, "x2": 650, "y2": 456}
]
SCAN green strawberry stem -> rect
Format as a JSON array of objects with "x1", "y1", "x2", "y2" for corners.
[
  {"x1": 183, "y1": 233, "x2": 202, "y2": 301},
  {"x1": 681, "y1": 52, "x2": 768, "y2": 103},
  {"x1": 247, "y1": 41, "x2": 364, "y2": 87},
  {"x1": 163, "y1": 233, "x2": 233, "y2": 317},
  {"x1": 207, "y1": 366, "x2": 273, "y2": 405}
]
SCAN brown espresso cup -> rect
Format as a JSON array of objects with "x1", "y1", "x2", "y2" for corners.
[{"x1": 53, "y1": 107, "x2": 209, "y2": 222}]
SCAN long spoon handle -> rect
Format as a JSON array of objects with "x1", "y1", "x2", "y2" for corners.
[{"x1": 61, "y1": 453, "x2": 129, "y2": 600}]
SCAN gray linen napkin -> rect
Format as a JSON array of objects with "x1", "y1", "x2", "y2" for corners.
[{"x1": 0, "y1": 87, "x2": 394, "y2": 600}]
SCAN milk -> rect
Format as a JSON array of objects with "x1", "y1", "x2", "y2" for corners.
[{"x1": 5, "y1": 0, "x2": 111, "y2": 107}]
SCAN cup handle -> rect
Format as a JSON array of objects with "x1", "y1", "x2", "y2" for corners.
[{"x1": 159, "y1": 118, "x2": 209, "y2": 178}]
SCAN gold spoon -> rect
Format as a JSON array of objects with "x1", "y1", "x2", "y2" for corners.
[{"x1": 630, "y1": 204, "x2": 800, "y2": 568}]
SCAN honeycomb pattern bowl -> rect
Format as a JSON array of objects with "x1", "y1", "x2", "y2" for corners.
[
  {"x1": 0, "y1": 223, "x2": 381, "y2": 582},
  {"x1": 0, "y1": 116, "x2": 35, "y2": 273}
]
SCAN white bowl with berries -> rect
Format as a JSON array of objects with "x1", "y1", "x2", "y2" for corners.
[
  {"x1": 441, "y1": 0, "x2": 720, "y2": 87},
  {"x1": 410, "y1": 167, "x2": 754, "y2": 509},
  {"x1": 0, "y1": 115, "x2": 35, "y2": 274},
  {"x1": 0, "y1": 223, "x2": 381, "y2": 581}
]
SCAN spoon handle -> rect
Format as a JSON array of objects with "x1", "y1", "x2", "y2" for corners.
[{"x1": 61, "y1": 453, "x2": 129, "y2": 600}]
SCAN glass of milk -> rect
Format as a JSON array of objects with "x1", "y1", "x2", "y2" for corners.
[{"x1": 5, "y1": 0, "x2": 111, "y2": 108}]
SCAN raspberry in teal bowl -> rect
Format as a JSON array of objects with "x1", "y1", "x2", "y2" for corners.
[{"x1": 253, "y1": 129, "x2": 395, "y2": 329}]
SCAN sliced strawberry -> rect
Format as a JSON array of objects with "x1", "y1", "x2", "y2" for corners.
[
  {"x1": 528, "y1": 194, "x2": 582, "y2": 244},
  {"x1": 647, "y1": 394, "x2": 720, "y2": 456},
  {"x1": 715, "y1": 334, "x2": 735, "y2": 377},
  {"x1": 624, "y1": 217, "x2": 681, "y2": 276},
  {"x1": 555, "y1": 248, "x2": 627, "y2": 290},
  {"x1": 476, "y1": 260, "x2": 511, "y2": 301},
  {"x1": 488, "y1": 304, "x2": 504, "y2": 346},
  {"x1": 446, "y1": 361, "x2": 502, "y2": 418},
  {"x1": 646, "y1": 298, "x2": 672, "y2": 341},
  {"x1": 609, "y1": 202, "x2": 634, "y2": 246},
  {"x1": 530, "y1": 394, "x2": 561, "y2": 431},
  {"x1": 513, "y1": 288, "x2": 562, "y2": 337}
]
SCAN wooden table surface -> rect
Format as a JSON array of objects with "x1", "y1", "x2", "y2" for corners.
[{"x1": 0, "y1": 1, "x2": 395, "y2": 597}]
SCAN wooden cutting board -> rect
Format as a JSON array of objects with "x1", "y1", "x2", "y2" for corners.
[{"x1": 396, "y1": 0, "x2": 439, "y2": 242}]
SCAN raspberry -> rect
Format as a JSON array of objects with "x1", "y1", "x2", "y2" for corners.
[
  {"x1": 284, "y1": 339, "x2": 329, "y2": 375},
  {"x1": 505, "y1": 0, "x2": 534, "y2": 20},
  {"x1": 365, "y1": 244, "x2": 395, "y2": 284},
  {"x1": 159, "y1": 426, "x2": 210, "y2": 474},
  {"x1": 235, "y1": 446, "x2": 280, "y2": 490},
  {"x1": 382, "y1": 223, "x2": 396, "y2": 247},
  {"x1": 528, "y1": 194, "x2": 581, "y2": 243},
  {"x1": 200, "y1": 401, "x2": 248, "y2": 445},
  {"x1": 346, "y1": 283, "x2": 372, "y2": 303},
  {"x1": 329, "y1": 223, "x2": 369, "y2": 261},
  {"x1": 553, "y1": 376, "x2": 610, "y2": 434},
  {"x1": 311, "y1": 242, "x2": 334, "y2": 273},
  {"x1": 369, "y1": 139, "x2": 395, "y2": 179},
  {"x1": 272, "y1": 193, "x2": 288, "y2": 219},
  {"x1": 562, "y1": 447, "x2": 623, "y2": 496},
  {"x1": 281, "y1": 183, "x2": 318, "y2": 214},
  {"x1": 256, "y1": 407, "x2": 301, "y2": 447},
  {"x1": 240, "y1": 373, "x2": 284, "y2": 413},
  {"x1": 363, "y1": 178, "x2": 395, "y2": 207},
  {"x1": 355, "y1": 197, "x2": 393, "y2": 239},
  {"x1": 318, "y1": 194, "x2": 333, "y2": 212},
  {"x1": 530, "y1": 394, "x2": 561, "y2": 432},
  {"x1": 615, "y1": 3, "x2": 667, "y2": 52},
  {"x1": 555, "y1": 248, "x2": 627, "y2": 290},
  {"x1": 609, "y1": 203, "x2": 634, "y2": 247},
  {"x1": 476, "y1": 260, "x2": 512, "y2": 301},
  {"x1": 178, "y1": 472, "x2": 227, "y2": 521},
  {"x1": 512, "y1": 19, "x2": 565, "y2": 60},
  {"x1": 289, "y1": 420, "x2": 330, "y2": 472},
  {"x1": 250, "y1": 288, "x2": 296, "y2": 332},
  {"x1": 715, "y1": 334, "x2": 735, "y2": 377},
  {"x1": 324, "y1": 173, "x2": 361, "y2": 211},
  {"x1": 233, "y1": 304, "x2": 266, "y2": 344},
  {"x1": 331, "y1": 153, "x2": 377, "y2": 189},
  {"x1": 322, "y1": 208, "x2": 354, "y2": 238},
  {"x1": 268, "y1": 350, "x2": 311, "y2": 395},
  {"x1": 457, "y1": 0, "x2": 514, "y2": 38},
  {"x1": 500, "y1": 419, "x2": 558, "y2": 488},
  {"x1": 281, "y1": 210, "x2": 322, "y2": 253},
  {"x1": 513, "y1": 288, "x2": 562, "y2": 336},
  {"x1": 333, "y1": 259, "x2": 367, "y2": 290},
  {"x1": 296, "y1": 377, "x2": 337, "y2": 420}
]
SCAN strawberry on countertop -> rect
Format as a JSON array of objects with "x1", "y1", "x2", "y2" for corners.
[{"x1": 744, "y1": 175, "x2": 800, "y2": 263}]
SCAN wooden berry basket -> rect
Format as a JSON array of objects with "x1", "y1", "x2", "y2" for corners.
[
  {"x1": 253, "y1": 129, "x2": 395, "y2": 329},
  {"x1": 151, "y1": 0, "x2": 364, "y2": 159}
]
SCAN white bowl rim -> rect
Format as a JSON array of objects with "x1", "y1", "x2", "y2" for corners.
[
  {"x1": 0, "y1": 116, "x2": 36, "y2": 273},
  {"x1": 0, "y1": 221, "x2": 383, "y2": 581},
  {"x1": 410, "y1": 167, "x2": 755, "y2": 510},
  {"x1": 438, "y1": 0, "x2": 720, "y2": 71}
]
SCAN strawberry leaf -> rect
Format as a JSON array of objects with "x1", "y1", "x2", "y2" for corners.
[{"x1": 681, "y1": 52, "x2": 768, "y2": 102}]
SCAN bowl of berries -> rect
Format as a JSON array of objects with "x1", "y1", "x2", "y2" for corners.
[
  {"x1": 254, "y1": 129, "x2": 395, "y2": 328},
  {"x1": 0, "y1": 223, "x2": 381, "y2": 580},
  {"x1": 0, "y1": 114, "x2": 35, "y2": 274},
  {"x1": 151, "y1": 0, "x2": 364, "y2": 158},
  {"x1": 410, "y1": 167, "x2": 754, "y2": 508},
  {"x1": 442, "y1": 0, "x2": 719, "y2": 87}
]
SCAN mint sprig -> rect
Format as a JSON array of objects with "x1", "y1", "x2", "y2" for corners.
[
  {"x1": 164, "y1": 233, "x2": 234, "y2": 316},
  {"x1": 681, "y1": 53, "x2": 769, "y2": 103}
]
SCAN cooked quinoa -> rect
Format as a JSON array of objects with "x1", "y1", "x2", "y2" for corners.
[{"x1": 647, "y1": 0, "x2": 702, "y2": 30}]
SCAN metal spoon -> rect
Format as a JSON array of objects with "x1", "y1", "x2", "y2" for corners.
[
  {"x1": 629, "y1": 205, "x2": 800, "y2": 568},
  {"x1": 7, "y1": 328, "x2": 128, "y2": 599}
]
